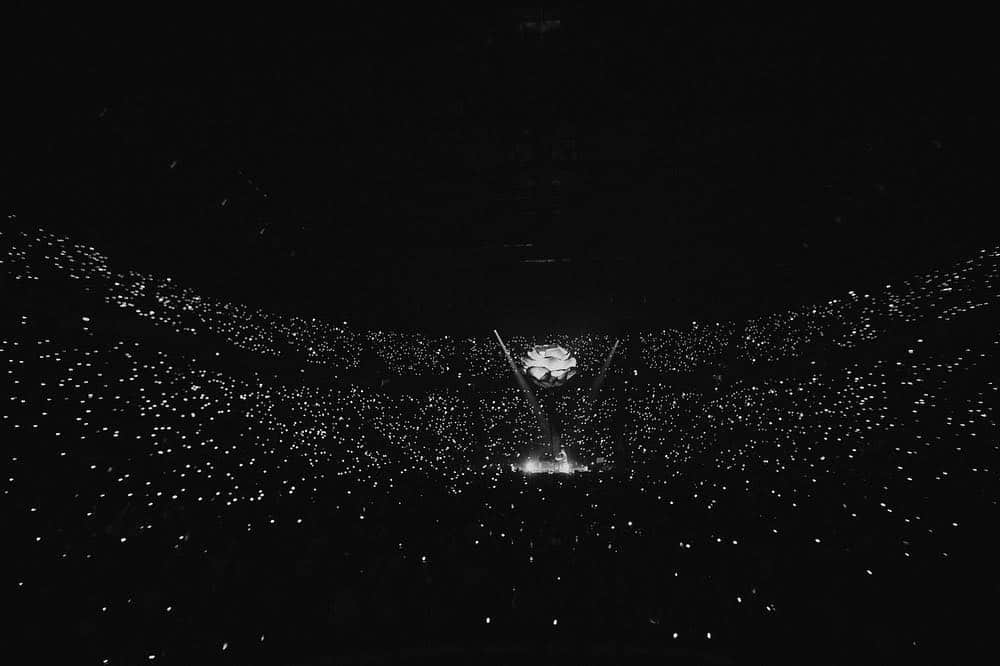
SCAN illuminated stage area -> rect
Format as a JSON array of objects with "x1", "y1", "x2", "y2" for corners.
[
  {"x1": 494, "y1": 337, "x2": 615, "y2": 477},
  {"x1": 511, "y1": 452, "x2": 589, "y2": 475}
]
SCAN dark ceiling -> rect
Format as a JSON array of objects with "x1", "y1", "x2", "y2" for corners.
[{"x1": 11, "y1": 7, "x2": 990, "y2": 334}]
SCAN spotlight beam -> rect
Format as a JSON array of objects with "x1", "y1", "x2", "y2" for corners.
[
  {"x1": 588, "y1": 338, "x2": 620, "y2": 406},
  {"x1": 493, "y1": 329, "x2": 550, "y2": 443}
]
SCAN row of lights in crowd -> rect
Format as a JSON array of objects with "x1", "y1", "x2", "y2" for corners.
[{"x1": 8, "y1": 221, "x2": 994, "y2": 376}]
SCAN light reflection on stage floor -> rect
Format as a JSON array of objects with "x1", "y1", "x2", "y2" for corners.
[{"x1": 512, "y1": 454, "x2": 590, "y2": 475}]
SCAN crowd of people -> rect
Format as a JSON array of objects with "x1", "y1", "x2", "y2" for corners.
[
  {"x1": 7, "y1": 221, "x2": 996, "y2": 376},
  {"x1": 4, "y1": 220, "x2": 999, "y2": 663}
]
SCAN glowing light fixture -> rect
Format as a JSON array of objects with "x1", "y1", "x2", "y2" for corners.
[{"x1": 521, "y1": 344, "x2": 578, "y2": 388}]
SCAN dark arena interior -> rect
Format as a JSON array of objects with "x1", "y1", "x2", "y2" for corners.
[{"x1": 5, "y1": 7, "x2": 996, "y2": 665}]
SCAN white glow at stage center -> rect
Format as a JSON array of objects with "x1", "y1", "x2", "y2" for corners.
[{"x1": 511, "y1": 455, "x2": 589, "y2": 475}]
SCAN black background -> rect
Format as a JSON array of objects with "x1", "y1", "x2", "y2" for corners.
[{"x1": 10, "y1": 7, "x2": 989, "y2": 334}]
